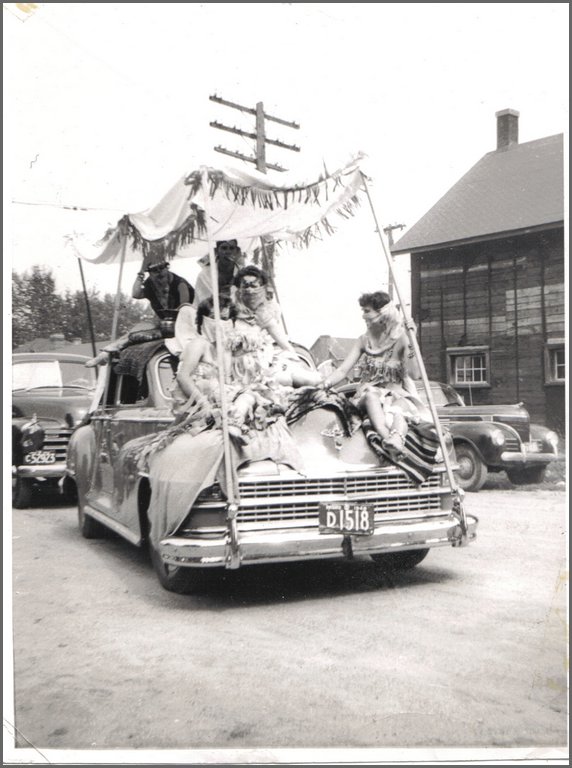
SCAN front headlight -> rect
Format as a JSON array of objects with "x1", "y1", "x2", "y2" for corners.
[
  {"x1": 545, "y1": 431, "x2": 559, "y2": 452},
  {"x1": 490, "y1": 429, "x2": 506, "y2": 447},
  {"x1": 196, "y1": 482, "x2": 225, "y2": 502}
]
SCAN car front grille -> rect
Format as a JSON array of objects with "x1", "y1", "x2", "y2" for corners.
[
  {"x1": 43, "y1": 427, "x2": 73, "y2": 462},
  {"x1": 503, "y1": 435, "x2": 522, "y2": 452},
  {"x1": 235, "y1": 472, "x2": 443, "y2": 526}
]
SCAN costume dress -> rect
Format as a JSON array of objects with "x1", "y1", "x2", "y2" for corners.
[
  {"x1": 350, "y1": 302, "x2": 440, "y2": 485},
  {"x1": 233, "y1": 288, "x2": 301, "y2": 383},
  {"x1": 353, "y1": 333, "x2": 425, "y2": 429}
]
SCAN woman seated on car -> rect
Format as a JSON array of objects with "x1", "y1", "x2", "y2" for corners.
[
  {"x1": 232, "y1": 265, "x2": 322, "y2": 388},
  {"x1": 168, "y1": 295, "x2": 298, "y2": 452}
]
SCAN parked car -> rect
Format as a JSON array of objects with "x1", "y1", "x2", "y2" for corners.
[
  {"x1": 12, "y1": 352, "x2": 98, "y2": 508},
  {"x1": 64, "y1": 346, "x2": 478, "y2": 594},
  {"x1": 414, "y1": 381, "x2": 560, "y2": 492}
]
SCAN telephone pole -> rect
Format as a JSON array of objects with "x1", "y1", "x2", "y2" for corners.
[
  {"x1": 383, "y1": 223, "x2": 406, "y2": 300},
  {"x1": 209, "y1": 94, "x2": 300, "y2": 173}
]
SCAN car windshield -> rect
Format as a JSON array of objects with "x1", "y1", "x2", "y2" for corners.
[
  {"x1": 417, "y1": 383, "x2": 464, "y2": 407},
  {"x1": 12, "y1": 360, "x2": 96, "y2": 391}
]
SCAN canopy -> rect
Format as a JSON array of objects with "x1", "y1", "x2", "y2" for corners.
[{"x1": 81, "y1": 154, "x2": 367, "y2": 264}]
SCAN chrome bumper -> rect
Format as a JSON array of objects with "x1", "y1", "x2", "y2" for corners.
[
  {"x1": 15, "y1": 462, "x2": 66, "y2": 479},
  {"x1": 499, "y1": 450, "x2": 556, "y2": 465},
  {"x1": 159, "y1": 514, "x2": 479, "y2": 569}
]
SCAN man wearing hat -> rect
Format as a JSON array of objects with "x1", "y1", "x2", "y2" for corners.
[
  {"x1": 85, "y1": 245, "x2": 195, "y2": 368},
  {"x1": 193, "y1": 239, "x2": 245, "y2": 307},
  {"x1": 132, "y1": 247, "x2": 195, "y2": 321}
]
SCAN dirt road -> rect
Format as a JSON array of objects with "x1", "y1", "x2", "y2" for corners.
[{"x1": 6, "y1": 485, "x2": 568, "y2": 762}]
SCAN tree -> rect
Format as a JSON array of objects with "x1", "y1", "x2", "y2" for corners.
[
  {"x1": 12, "y1": 267, "x2": 65, "y2": 347},
  {"x1": 12, "y1": 267, "x2": 153, "y2": 349}
]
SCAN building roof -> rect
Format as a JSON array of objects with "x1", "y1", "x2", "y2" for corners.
[
  {"x1": 392, "y1": 134, "x2": 564, "y2": 254},
  {"x1": 310, "y1": 335, "x2": 356, "y2": 365}
]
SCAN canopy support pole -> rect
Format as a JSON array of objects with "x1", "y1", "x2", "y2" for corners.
[
  {"x1": 201, "y1": 167, "x2": 241, "y2": 566},
  {"x1": 360, "y1": 172, "x2": 467, "y2": 542},
  {"x1": 110, "y1": 233, "x2": 128, "y2": 342}
]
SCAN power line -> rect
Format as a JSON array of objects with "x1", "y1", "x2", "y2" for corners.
[{"x1": 11, "y1": 199, "x2": 124, "y2": 212}]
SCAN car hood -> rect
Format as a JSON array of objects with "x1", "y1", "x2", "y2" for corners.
[
  {"x1": 12, "y1": 388, "x2": 94, "y2": 427},
  {"x1": 436, "y1": 403, "x2": 530, "y2": 440}
]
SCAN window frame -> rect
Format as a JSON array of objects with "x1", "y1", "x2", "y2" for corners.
[
  {"x1": 446, "y1": 346, "x2": 491, "y2": 389},
  {"x1": 544, "y1": 338, "x2": 565, "y2": 386}
]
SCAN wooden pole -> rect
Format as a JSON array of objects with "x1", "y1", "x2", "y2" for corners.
[
  {"x1": 255, "y1": 102, "x2": 267, "y2": 173},
  {"x1": 77, "y1": 257, "x2": 97, "y2": 357},
  {"x1": 200, "y1": 167, "x2": 239, "y2": 512},
  {"x1": 360, "y1": 173, "x2": 467, "y2": 538}
]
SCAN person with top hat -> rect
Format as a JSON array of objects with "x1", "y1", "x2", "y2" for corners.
[{"x1": 193, "y1": 239, "x2": 246, "y2": 307}]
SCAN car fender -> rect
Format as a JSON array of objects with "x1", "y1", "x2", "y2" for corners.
[
  {"x1": 446, "y1": 422, "x2": 506, "y2": 465},
  {"x1": 66, "y1": 423, "x2": 97, "y2": 497}
]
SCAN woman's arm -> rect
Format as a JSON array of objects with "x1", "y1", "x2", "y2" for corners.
[
  {"x1": 263, "y1": 318, "x2": 297, "y2": 354},
  {"x1": 176, "y1": 338, "x2": 208, "y2": 398},
  {"x1": 132, "y1": 258, "x2": 148, "y2": 299},
  {"x1": 322, "y1": 339, "x2": 363, "y2": 388},
  {"x1": 400, "y1": 332, "x2": 422, "y2": 379}
]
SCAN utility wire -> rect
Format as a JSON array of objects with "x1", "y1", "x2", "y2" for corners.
[{"x1": 11, "y1": 199, "x2": 124, "y2": 212}]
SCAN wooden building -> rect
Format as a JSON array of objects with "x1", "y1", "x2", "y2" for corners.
[{"x1": 392, "y1": 110, "x2": 565, "y2": 435}]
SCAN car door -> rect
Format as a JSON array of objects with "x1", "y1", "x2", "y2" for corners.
[{"x1": 85, "y1": 359, "x2": 170, "y2": 511}]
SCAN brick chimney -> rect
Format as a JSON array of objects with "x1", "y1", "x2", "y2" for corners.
[{"x1": 495, "y1": 108, "x2": 519, "y2": 150}]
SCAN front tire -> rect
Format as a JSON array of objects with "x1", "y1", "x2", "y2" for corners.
[
  {"x1": 149, "y1": 537, "x2": 204, "y2": 594},
  {"x1": 507, "y1": 465, "x2": 547, "y2": 485},
  {"x1": 13, "y1": 477, "x2": 33, "y2": 509},
  {"x1": 454, "y1": 443, "x2": 488, "y2": 492},
  {"x1": 371, "y1": 548, "x2": 429, "y2": 571}
]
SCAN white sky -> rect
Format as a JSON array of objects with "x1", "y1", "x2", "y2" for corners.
[
  {"x1": 4, "y1": 2, "x2": 568, "y2": 348},
  {"x1": 3, "y1": 5, "x2": 569, "y2": 765}
]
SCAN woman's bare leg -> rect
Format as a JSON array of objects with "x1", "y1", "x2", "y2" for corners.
[{"x1": 362, "y1": 390, "x2": 391, "y2": 440}]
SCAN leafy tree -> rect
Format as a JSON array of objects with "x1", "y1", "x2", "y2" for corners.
[{"x1": 12, "y1": 267, "x2": 153, "y2": 349}]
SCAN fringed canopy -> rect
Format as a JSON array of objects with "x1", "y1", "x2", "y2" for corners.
[{"x1": 82, "y1": 154, "x2": 367, "y2": 264}]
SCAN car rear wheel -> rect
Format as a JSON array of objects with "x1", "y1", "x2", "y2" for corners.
[
  {"x1": 78, "y1": 505, "x2": 106, "y2": 538},
  {"x1": 149, "y1": 538, "x2": 204, "y2": 594},
  {"x1": 13, "y1": 477, "x2": 33, "y2": 509},
  {"x1": 371, "y1": 548, "x2": 429, "y2": 571},
  {"x1": 454, "y1": 443, "x2": 488, "y2": 492},
  {"x1": 507, "y1": 466, "x2": 547, "y2": 485}
]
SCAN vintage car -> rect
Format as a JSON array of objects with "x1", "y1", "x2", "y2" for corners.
[
  {"x1": 415, "y1": 381, "x2": 560, "y2": 492},
  {"x1": 12, "y1": 352, "x2": 97, "y2": 508},
  {"x1": 64, "y1": 344, "x2": 478, "y2": 594}
]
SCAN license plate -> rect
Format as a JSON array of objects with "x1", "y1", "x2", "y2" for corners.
[
  {"x1": 23, "y1": 450, "x2": 56, "y2": 465},
  {"x1": 319, "y1": 503, "x2": 374, "y2": 535}
]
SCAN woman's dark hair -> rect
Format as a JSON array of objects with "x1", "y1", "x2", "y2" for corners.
[
  {"x1": 358, "y1": 291, "x2": 391, "y2": 311},
  {"x1": 233, "y1": 265, "x2": 269, "y2": 289},
  {"x1": 196, "y1": 295, "x2": 236, "y2": 333}
]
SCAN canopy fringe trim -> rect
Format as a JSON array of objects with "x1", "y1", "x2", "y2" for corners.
[{"x1": 104, "y1": 204, "x2": 207, "y2": 259}]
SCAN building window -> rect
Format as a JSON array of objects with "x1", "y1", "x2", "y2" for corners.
[
  {"x1": 545, "y1": 340, "x2": 565, "y2": 385},
  {"x1": 447, "y1": 346, "x2": 490, "y2": 388}
]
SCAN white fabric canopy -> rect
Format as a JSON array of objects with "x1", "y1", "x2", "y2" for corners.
[{"x1": 80, "y1": 154, "x2": 367, "y2": 264}]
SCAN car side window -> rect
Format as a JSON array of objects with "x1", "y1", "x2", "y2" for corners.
[
  {"x1": 156, "y1": 355, "x2": 177, "y2": 401},
  {"x1": 116, "y1": 374, "x2": 149, "y2": 406}
]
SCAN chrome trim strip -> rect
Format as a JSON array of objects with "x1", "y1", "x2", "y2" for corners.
[{"x1": 83, "y1": 503, "x2": 141, "y2": 545}]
